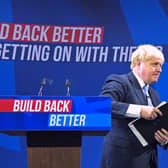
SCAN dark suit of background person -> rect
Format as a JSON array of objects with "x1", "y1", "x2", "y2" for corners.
[{"x1": 99, "y1": 45, "x2": 168, "y2": 168}]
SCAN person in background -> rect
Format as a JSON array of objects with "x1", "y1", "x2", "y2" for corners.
[{"x1": 100, "y1": 44, "x2": 168, "y2": 168}]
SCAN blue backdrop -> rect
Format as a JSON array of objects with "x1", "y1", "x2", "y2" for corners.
[{"x1": 0, "y1": 0, "x2": 168, "y2": 167}]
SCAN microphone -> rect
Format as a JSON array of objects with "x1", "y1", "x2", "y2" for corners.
[
  {"x1": 38, "y1": 78, "x2": 46, "y2": 96},
  {"x1": 66, "y1": 79, "x2": 70, "y2": 96}
]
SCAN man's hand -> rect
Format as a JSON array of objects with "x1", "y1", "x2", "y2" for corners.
[
  {"x1": 154, "y1": 128, "x2": 168, "y2": 146},
  {"x1": 140, "y1": 106, "x2": 162, "y2": 120}
]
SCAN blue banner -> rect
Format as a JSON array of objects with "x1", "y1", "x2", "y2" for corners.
[{"x1": 0, "y1": 96, "x2": 111, "y2": 131}]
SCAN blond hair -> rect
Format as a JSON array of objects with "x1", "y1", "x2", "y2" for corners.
[{"x1": 130, "y1": 44, "x2": 164, "y2": 69}]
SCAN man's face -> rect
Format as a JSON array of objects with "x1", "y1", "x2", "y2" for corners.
[{"x1": 139, "y1": 56, "x2": 163, "y2": 84}]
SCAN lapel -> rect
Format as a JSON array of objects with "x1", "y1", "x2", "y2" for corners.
[
  {"x1": 127, "y1": 72, "x2": 147, "y2": 105},
  {"x1": 148, "y1": 87, "x2": 158, "y2": 107}
]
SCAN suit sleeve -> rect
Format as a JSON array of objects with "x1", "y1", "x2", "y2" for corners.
[{"x1": 100, "y1": 75, "x2": 129, "y2": 118}]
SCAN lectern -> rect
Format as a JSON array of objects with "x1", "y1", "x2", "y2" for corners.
[{"x1": 0, "y1": 96, "x2": 111, "y2": 168}]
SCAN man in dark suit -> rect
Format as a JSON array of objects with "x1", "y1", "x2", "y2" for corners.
[{"x1": 100, "y1": 44, "x2": 168, "y2": 168}]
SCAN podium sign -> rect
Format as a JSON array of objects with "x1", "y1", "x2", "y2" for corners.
[{"x1": 0, "y1": 96, "x2": 111, "y2": 131}]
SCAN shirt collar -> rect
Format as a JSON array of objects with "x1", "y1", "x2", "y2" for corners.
[{"x1": 132, "y1": 70, "x2": 148, "y2": 89}]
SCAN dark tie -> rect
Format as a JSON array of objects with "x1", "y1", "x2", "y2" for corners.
[{"x1": 143, "y1": 85, "x2": 153, "y2": 106}]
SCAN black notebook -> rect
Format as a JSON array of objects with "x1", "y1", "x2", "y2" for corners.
[{"x1": 128, "y1": 102, "x2": 168, "y2": 147}]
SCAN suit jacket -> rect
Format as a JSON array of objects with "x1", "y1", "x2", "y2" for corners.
[{"x1": 100, "y1": 72, "x2": 160, "y2": 162}]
